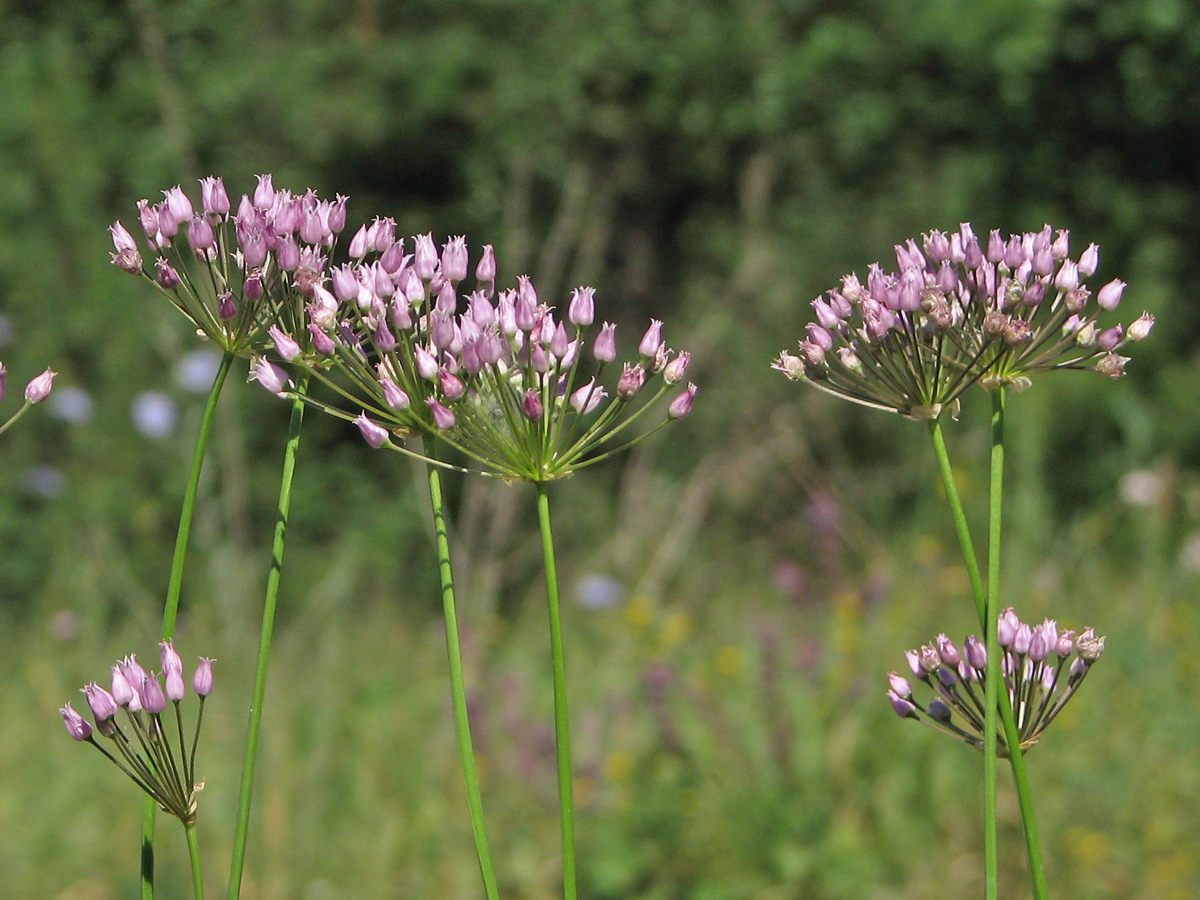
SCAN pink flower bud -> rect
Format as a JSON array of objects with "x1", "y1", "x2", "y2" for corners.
[
  {"x1": 269, "y1": 326, "x2": 303, "y2": 362},
  {"x1": 413, "y1": 233, "x2": 438, "y2": 280},
  {"x1": 887, "y1": 672, "x2": 912, "y2": 698},
  {"x1": 521, "y1": 389, "x2": 544, "y2": 422},
  {"x1": 568, "y1": 286, "x2": 596, "y2": 326},
  {"x1": 60, "y1": 704, "x2": 92, "y2": 741},
  {"x1": 82, "y1": 682, "x2": 119, "y2": 722},
  {"x1": 426, "y1": 398, "x2": 456, "y2": 430},
  {"x1": 663, "y1": 351, "x2": 690, "y2": 385},
  {"x1": 140, "y1": 674, "x2": 166, "y2": 714},
  {"x1": 155, "y1": 258, "x2": 181, "y2": 289},
  {"x1": 570, "y1": 379, "x2": 606, "y2": 414},
  {"x1": 1096, "y1": 279, "x2": 1126, "y2": 311},
  {"x1": 1098, "y1": 324, "x2": 1123, "y2": 352},
  {"x1": 593, "y1": 322, "x2": 617, "y2": 362},
  {"x1": 617, "y1": 363, "x2": 645, "y2": 399},
  {"x1": 251, "y1": 358, "x2": 292, "y2": 396},
  {"x1": 441, "y1": 235, "x2": 469, "y2": 283},
  {"x1": 24, "y1": 369, "x2": 55, "y2": 404},
  {"x1": 355, "y1": 413, "x2": 390, "y2": 448},
  {"x1": 475, "y1": 244, "x2": 496, "y2": 286},
  {"x1": 1078, "y1": 242, "x2": 1099, "y2": 277},
  {"x1": 111, "y1": 665, "x2": 135, "y2": 707},
  {"x1": 439, "y1": 368, "x2": 465, "y2": 400},
  {"x1": 936, "y1": 634, "x2": 960, "y2": 667},
  {"x1": 963, "y1": 635, "x2": 987, "y2": 669},
  {"x1": 218, "y1": 292, "x2": 238, "y2": 320},
  {"x1": 193, "y1": 658, "x2": 214, "y2": 696},
  {"x1": 887, "y1": 691, "x2": 917, "y2": 718},
  {"x1": 638, "y1": 319, "x2": 664, "y2": 358},
  {"x1": 187, "y1": 215, "x2": 216, "y2": 255},
  {"x1": 200, "y1": 176, "x2": 230, "y2": 217},
  {"x1": 1051, "y1": 229, "x2": 1070, "y2": 260},
  {"x1": 667, "y1": 383, "x2": 696, "y2": 419},
  {"x1": 253, "y1": 174, "x2": 275, "y2": 210},
  {"x1": 162, "y1": 186, "x2": 194, "y2": 227},
  {"x1": 380, "y1": 376, "x2": 410, "y2": 410}
]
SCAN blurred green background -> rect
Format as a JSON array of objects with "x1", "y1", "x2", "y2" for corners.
[{"x1": 2, "y1": 0, "x2": 1199, "y2": 897}]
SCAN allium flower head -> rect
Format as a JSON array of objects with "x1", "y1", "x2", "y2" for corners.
[
  {"x1": 109, "y1": 176, "x2": 349, "y2": 357},
  {"x1": 63, "y1": 644, "x2": 213, "y2": 823},
  {"x1": 273, "y1": 237, "x2": 696, "y2": 481},
  {"x1": 776, "y1": 225, "x2": 1151, "y2": 418},
  {"x1": 887, "y1": 608, "x2": 1103, "y2": 754}
]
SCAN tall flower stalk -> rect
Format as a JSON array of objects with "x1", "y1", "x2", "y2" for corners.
[
  {"x1": 260, "y1": 231, "x2": 696, "y2": 899},
  {"x1": 109, "y1": 175, "x2": 343, "y2": 898},
  {"x1": 779, "y1": 224, "x2": 1147, "y2": 898}
]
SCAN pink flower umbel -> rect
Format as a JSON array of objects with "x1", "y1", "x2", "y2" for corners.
[
  {"x1": 887, "y1": 608, "x2": 1103, "y2": 755},
  {"x1": 108, "y1": 176, "x2": 350, "y2": 358},
  {"x1": 273, "y1": 236, "x2": 696, "y2": 481},
  {"x1": 62, "y1": 644, "x2": 214, "y2": 824},
  {"x1": 776, "y1": 224, "x2": 1153, "y2": 418}
]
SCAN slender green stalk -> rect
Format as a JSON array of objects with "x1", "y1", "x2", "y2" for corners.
[
  {"x1": 225, "y1": 369, "x2": 309, "y2": 900},
  {"x1": 536, "y1": 483, "x2": 577, "y2": 900},
  {"x1": 186, "y1": 822, "x2": 206, "y2": 900},
  {"x1": 983, "y1": 395, "x2": 1003, "y2": 900},
  {"x1": 423, "y1": 437, "x2": 500, "y2": 900},
  {"x1": 143, "y1": 351, "x2": 235, "y2": 900},
  {"x1": 989, "y1": 389, "x2": 1049, "y2": 900}
]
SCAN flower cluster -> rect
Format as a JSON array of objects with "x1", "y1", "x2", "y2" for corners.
[
  {"x1": 60, "y1": 642, "x2": 214, "y2": 823},
  {"x1": 258, "y1": 232, "x2": 697, "y2": 482},
  {"x1": 109, "y1": 175, "x2": 348, "y2": 356},
  {"x1": 886, "y1": 609, "x2": 1104, "y2": 754},
  {"x1": 775, "y1": 224, "x2": 1153, "y2": 418}
]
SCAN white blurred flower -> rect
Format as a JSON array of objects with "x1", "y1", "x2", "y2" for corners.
[
  {"x1": 132, "y1": 391, "x2": 177, "y2": 438},
  {"x1": 174, "y1": 348, "x2": 223, "y2": 394},
  {"x1": 574, "y1": 574, "x2": 624, "y2": 611},
  {"x1": 21, "y1": 466, "x2": 64, "y2": 498},
  {"x1": 1118, "y1": 469, "x2": 1164, "y2": 508},
  {"x1": 48, "y1": 386, "x2": 94, "y2": 424}
]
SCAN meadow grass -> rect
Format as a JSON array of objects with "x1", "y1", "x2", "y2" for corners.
[{"x1": 8, "y1": 506, "x2": 1199, "y2": 900}]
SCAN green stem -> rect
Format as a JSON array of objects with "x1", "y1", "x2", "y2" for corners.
[
  {"x1": 989, "y1": 389, "x2": 1049, "y2": 900},
  {"x1": 536, "y1": 482, "x2": 577, "y2": 900},
  {"x1": 928, "y1": 415, "x2": 1046, "y2": 900},
  {"x1": 143, "y1": 351, "x2": 235, "y2": 900},
  {"x1": 186, "y1": 822, "x2": 206, "y2": 900},
  {"x1": 983, "y1": 394, "x2": 1003, "y2": 900},
  {"x1": 422, "y1": 437, "x2": 501, "y2": 900},
  {"x1": 225, "y1": 369, "x2": 309, "y2": 900}
]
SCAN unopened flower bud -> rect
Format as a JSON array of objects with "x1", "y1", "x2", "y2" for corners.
[
  {"x1": 1096, "y1": 279, "x2": 1126, "y2": 311},
  {"x1": 936, "y1": 634, "x2": 960, "y2": 667},
  {"x1": 570, "y1": 380, "x2": 606, "y2": 414},
  {"x1": 617, "y1": 363, "x2": 645, "y2": 399},
  {"x1": 250, "y1": 358, "x2": 292, "y2": 396},
  {"x1": 668, "y1": 383, "x2": 697, "y2": 419},
  {"x1": 997, "y1": 607, "x2": 1019, "y2": 646},
  {"x1": 193, "y1": 658, "x2": 214, "y2": 696},
  {"x1": 441, "y1": 235, "x2": 469, "y2": 283},
  {"x1": 521, "y1": 389, "x2": 544, "y2": 422},
  {"x1": 927, "y1": 697, "x2": 952, "y2": 723},
  {"x1": 638, "y1": 319, "x2": 664, "y2": 358},
  {"x1": 1096, "y1": 352, "x2": 1129, "y2": 379},
  {"x1": 24, "y1": 369, "x2": 55, "y2": 404},
  {"x1": 268, "y1": 326, "x2": 303, "y2": 362},
  {"x1": 427, "y1": 398, "x2": 456, "y2": 430},
  {"x1": 1128, "y1": 313, "x2": 1155, "y2": 341},
  {"x1": 663, "y1": 351, "x2": 690, "y2": 385},
  {"x1": 155, "y1": 258, "x2": 181, "y2": 289},
  {"x1": 355, "y1": 413, "x2": 390, "y2": 448},
  {"x1": 200, "y1": 176, "x2": 230, "y2": 217},
  {"x1": 475, "y1": 244, "x2": 496, "y2": 286},
  {"x1": 60, "y1": 704, "x2": 92, "y2": 741},
  {"x1": 140, "y1": 674, "x2": 166, "y2": 714},
  {"x1": 963, "y1": 635, "x2": 987, "y2": 669},
  {"x1": 888, "y1": 690, "x2": 917, "y2": 718},
  {"x1": 82, "y1": 683, "x2": 119, "y2": 723},
  {"x1": 594, "y1": 323, "x2": 617, "y2": 362},
  {"x1": 1075, "y1": 627, "x2": 1105, "y2": 662},
  {"x1": 887, "y1": 672, "x2": 912, "y2": 698}
]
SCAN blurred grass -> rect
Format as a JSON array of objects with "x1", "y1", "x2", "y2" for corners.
[{"x1": 5, "y1": 448, "x2": 1200, "y2": 899}]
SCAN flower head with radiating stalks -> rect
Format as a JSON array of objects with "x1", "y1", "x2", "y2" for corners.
[
  {"x1": 60, "y1": 642, "x2": 214, "y2": 824},
  {"x1": 886, "y1": 608, "x2": 1104, "y2": 755},
  {"x1": 108, "y1": 175, "x2": 349, "y2": 357},
  {"x1": 266, "y1": 234, "x2": 696, "y2": 482},
  {"x1": 775, "y1": 224, "x2": 1153, "y2": 419}
]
